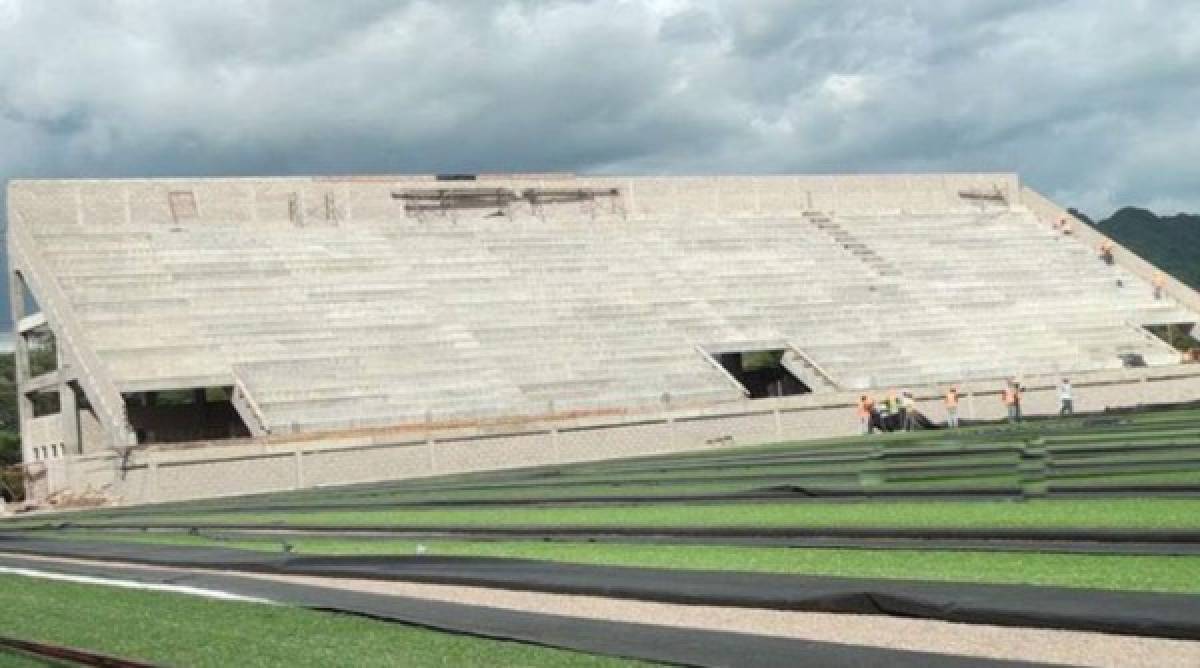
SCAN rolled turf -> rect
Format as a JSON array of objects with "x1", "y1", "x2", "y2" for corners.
[{"x1": 26, "y1": 498, "x2": 1200, "y2": 530}]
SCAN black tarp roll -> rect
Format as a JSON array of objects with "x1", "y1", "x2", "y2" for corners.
[{"x1": 1, "y1": 537, "x2": 1198, "y2": 642}]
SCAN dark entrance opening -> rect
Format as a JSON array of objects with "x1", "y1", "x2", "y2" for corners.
[
  {"x1": 716, "y1": 349, "x2": 812, "y2": 399},
  {"x1": 123, "y1": 387, "x2": 252, "y2": 444},
  {"x1": 1145, "y1": 323, "x2": 1200, "y2": 355}
]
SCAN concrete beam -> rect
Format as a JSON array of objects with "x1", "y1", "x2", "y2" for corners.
[
  {"x1": 23, "y1": 369, "x2": 62, "y2": 394},
  {"x1": 17, "y1": 312, "x2": 46, "y2": 334}
]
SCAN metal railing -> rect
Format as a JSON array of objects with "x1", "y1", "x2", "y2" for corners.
[{"x1": 231, "y1": 369, "x2": 271, "y2": 435}]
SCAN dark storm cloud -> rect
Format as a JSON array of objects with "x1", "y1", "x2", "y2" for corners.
[{"x1": 1, "y1": 0, "x2": 1198, "y2": 216}]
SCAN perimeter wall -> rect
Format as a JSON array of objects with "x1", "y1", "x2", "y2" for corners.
[{"x1": 40, "y1": 364, "x2": 1200, "y2": 505}]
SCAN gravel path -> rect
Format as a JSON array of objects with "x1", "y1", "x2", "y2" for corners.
[{"x1": 5, "y1": 552, "x2": 1200, "y2": 667}]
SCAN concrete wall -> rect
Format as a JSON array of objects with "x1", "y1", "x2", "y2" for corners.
[
  {"x1": 14, "y1": 173, "x2": 1021, "y2": 230},
  {"x1": 22, "y1": 414, "x2": 63, "y2": 462},
  {"x1": 48, "y1": 364, "x2": 1200, "y2": 506}
]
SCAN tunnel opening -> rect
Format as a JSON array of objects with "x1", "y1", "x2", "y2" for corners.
[
  {"x1": 715, "y1": 349, "x2": 812, "y2": 399},
  {"x1": 123, "y1": 387, "x2": 252, "y2": 444}
]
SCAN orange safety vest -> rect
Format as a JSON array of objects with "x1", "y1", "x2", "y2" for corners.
[
  {"x1": 945, "y1": 391, "x2": 958, "y2": 408},
  {"x1": 857, "y1": 397, "x2": 875, "y2": 418},
  {"x1": 1002, "y1": 388, "x2": 1017, "y2": 405}
]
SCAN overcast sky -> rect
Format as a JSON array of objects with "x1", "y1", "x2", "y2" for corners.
[{"x1": 2, "y1": 0, "x2": 1199, "y2": 218}]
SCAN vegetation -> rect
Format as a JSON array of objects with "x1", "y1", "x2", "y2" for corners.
[
  {"x1": 0, "y1": 574, "x2": 647, "y2": 667},
  {"x1": 0, "y1": 353, "x2": 23, "y2": 501}
]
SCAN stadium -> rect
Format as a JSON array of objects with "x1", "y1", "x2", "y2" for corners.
[
  {"x1": 7, "y1": 172, "x2": 1200, "y2": 503},
  {"x1": 4, "y1": 172, "x2": 1200, "y2": 666}
]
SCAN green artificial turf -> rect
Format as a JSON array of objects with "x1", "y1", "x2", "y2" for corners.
[
  {"x1": 0, "y1": 574, "x2": 647, "y2": 667},
  {"x1": 19, "y1": 530, "x2": 1200, "y2": 594},
  {"x1": 1053, "y1": 470, "x2": 1200, "y2": 487},
  {"x1": 0, "y1": 648, "x2": 69, "y2": 667},
  {"x1": 5, "y1": 408, "x2": 1199, "y2": 531},
  {"x1": 38, "y1": 497, "x2": 1200, "y2": 530}
]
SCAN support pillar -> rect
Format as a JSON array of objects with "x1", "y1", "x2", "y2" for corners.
[
  {"x1": 60, "y1": 381, "x2": 81, "y2": 456},
  {"x1": 293, "y1": 449, "x2": 305, "y2": 489},
  {"x1": 10, "y1": 272, "x2": 34, "y2": 463}
]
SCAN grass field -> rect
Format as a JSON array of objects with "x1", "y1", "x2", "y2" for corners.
[
  {"x1": 3, "y1": 407, "x2": 1200, "y2": 641},
  {"x1": 0, "y1": 574, "x2": 647, "y2": 667}
]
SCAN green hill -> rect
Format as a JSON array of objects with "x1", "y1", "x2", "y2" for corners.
[{"x1": 1071, "y1": 207, "x2": 1200, "y2": 289}]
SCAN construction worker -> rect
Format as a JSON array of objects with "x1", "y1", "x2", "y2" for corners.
[
  {"x1": 944, "y1": 386, "x2": 960, "y2": 429},
  {"x1": 1153, "y1": 271, "x2": 1166, "y2": 299},
  {"x1": 1098, "y1": 239, "x2": 1115, "y2": 265},
  {"x1": 1060, "y1": 217, "x2": 1073, "y2": 235},
  {"x1": 876, "y1": 393, "x2": 892, "y2": 432},
  {"x1": 857, "y1": 395, "x2": 873, "y2": 435},
  {"x1": 1002, "y1": 380, "x2": 1021, "y2": 424},
  {"x1": 1013, "y1": 380, "x2": 1024, "y2": 422},
  {"x1": 888, "y1": 390, "x2": 902, "y2": 432},
  {"x1": 902, "y1": 390, "x2": 918, "y2": 431},
  {"x1": 1059, "y1": 378, "x2": 1074, "y2": 417}
]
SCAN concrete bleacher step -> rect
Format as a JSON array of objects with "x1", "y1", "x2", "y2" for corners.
[{"x1": 18, "y1": 178, "x2": 1200, "y2": 436}]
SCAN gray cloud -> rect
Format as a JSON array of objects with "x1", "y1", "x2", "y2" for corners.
[{"x1": 1, "y1": 0, "x2": 1198, "y2": 215}]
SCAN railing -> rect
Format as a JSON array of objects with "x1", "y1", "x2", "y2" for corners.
[
  {"x1": 231, "y1": 369, "x2": 271, "y2": 435},
  {"x1": 785, "y1": 345, "x2": 841, "y2": 390},
  {"x1": 694, "y1": 345, "x2": 750, "y2": 397}
]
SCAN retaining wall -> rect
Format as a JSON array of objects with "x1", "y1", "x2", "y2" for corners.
[{"x1": 48, "y1": 365, "x2": 1200, "y2": 505}]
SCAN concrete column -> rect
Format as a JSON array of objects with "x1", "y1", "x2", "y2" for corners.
[
  {"x1": 293, "y1": 449, "x2": 305, "y2": 489},
  {"x1": 10, "y1": 272, "x2": 33, "y2": 462},
  {"x1": 59, "y1": 382, "x2": 81, "y2": 456},
  {"x1": 147, "y1": 455, "x2": 160, "y2": 503},
  {"x1": 773, "y1": 398, "x2": 783, "y2": 440}
]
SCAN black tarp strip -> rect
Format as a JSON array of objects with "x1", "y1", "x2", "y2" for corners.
[
  {"x1": 28, "y1": 523, "x2": 1200, "y2": 544},
  {"x1": 1, "y1": 537, "x2": 1198, "y2": 642},
  {"x1": 30, "y1": 525, "x2": 1200, "y2": 556},
  {"x1": 0, "y1": 554, "x2": 1027, "y2": 668}
]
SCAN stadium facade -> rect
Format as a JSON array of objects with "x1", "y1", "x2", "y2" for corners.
[{"x1": 8, "y1": 173, "x2": 1200, "y2": 504}]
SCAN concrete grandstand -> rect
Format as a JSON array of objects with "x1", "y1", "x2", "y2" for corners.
[{"x1": 8, "y1": 173, "x2": 1200, "y2": 504}]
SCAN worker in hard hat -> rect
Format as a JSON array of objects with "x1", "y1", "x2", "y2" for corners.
[
  {"x1": 1098, "y1": 239, "x2": 1114, "y2": 265},
  {"x1": 1059, "y1": 378, "x2": 1074, "y2": 417},
  {"x1": 857, "y1": 394, "x2": 875, "y2": 435},
  {"x1": 902, "y1": 390, "x2": 918, "y2": 431},
  {"x1": 944, "y1": 386, "x2": 960, "y2": 429},
  {"x1": 1002, "y1": 380, "x2": 1022, "y2": 424},
  {"x1": 1153, "y1": 271, "x2": 1166, "y2": 299}
]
